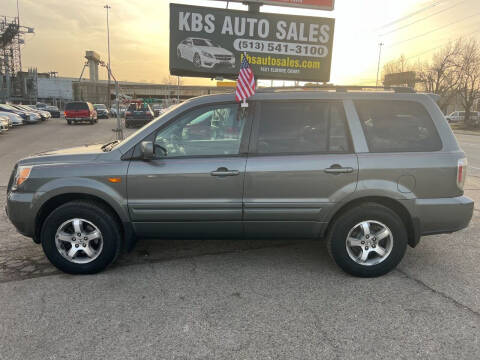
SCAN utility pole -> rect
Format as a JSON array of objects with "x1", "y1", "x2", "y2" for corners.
[
  {"x1": 16, "y1": 0, "x2": 22, "y2": 71},
  {"x1": 104, "y1": 4, "x2": 111, "y2": 108},
  {"x1": 177, "y1": 76, "x2": 180, "y2": 102},
  {"x1": 376, "y1": 42, "x2": 384, "y2": 87}
]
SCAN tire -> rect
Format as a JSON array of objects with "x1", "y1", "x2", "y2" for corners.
[
  {"x1": 40, "y1": 200, "x2": 121, "y2": 274},
  {"x1": 67, "y1": 120, "x2": 72, "y2": 125},
  {"x1": 177, "y1": 49, "x2": 181, "y2": 58},
  {"x1": 327, "y1": 203, "x2": 407, "y2": 277}
]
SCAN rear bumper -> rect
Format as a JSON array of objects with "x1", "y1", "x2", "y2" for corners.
[
  {"x1": 66, "y1": 117, "x2": 92, "y2": 122},
  {"x1": 126, "y1": 118, "x2": 152, "y2": 126},
  {"x1": 416, "y1": 196, "x2": 474, "y2": 236}
]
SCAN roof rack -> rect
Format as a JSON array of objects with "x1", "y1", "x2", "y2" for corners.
[{"x1": 257, "y1": 85, "x2": 416, "y2": 94}]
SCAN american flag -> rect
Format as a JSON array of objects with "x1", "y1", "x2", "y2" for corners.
[{"x1": 235, "y1": 53, "x2": 255, "y2": 103}]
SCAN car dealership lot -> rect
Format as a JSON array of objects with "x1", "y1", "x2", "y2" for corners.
[{"x1": 0, "y1": 119, "x2": 480, "y2": 359}]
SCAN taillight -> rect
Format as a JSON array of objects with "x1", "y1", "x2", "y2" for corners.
[{"x1": 457, "y1": 158, "x2": 467, "y2": 190}]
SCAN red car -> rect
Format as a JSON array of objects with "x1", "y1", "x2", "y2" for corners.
[{"x1": 64, "y1": 102, "x2": 98, "y2": 125}]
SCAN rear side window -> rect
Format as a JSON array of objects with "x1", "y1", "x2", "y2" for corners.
[
  {"x1": 355, "y1": 100, "x2": 442, "y2": 153},
  {"x1": 255, "y1": 101, "x2": 351, "y2": 155},
  {"x1": 65, "y1": 102, "x2": 88, "y2": 111}
]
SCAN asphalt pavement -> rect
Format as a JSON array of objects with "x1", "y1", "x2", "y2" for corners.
[{"x1": 0, "y1": 118, "x2": 479, "y2": 359}]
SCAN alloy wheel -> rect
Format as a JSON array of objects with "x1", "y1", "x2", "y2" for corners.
[
  {"x1": 55, "y1": 218, "x2": 103, "y2": 264},
  {"x1": 345, "y1": 220, "x2": 393, "y2": 266}
]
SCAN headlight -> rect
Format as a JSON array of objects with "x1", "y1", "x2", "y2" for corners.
[
  {"x1": 201, "y1": 51, "x2": 213, "y2": 58},
  {"x1": 12, "y1": 165, "x2": 32, "y2": 191}
]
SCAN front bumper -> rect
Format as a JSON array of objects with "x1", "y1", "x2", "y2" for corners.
[
  {"x1": 201, "y1": 56, "x2": 235, "y2": 69},
  {"x1": 6, "y1": 190, "x2": 37, "y2": 239},
  {"x1": 416, "y1": 196, "x2": 474, "y2": 236}
]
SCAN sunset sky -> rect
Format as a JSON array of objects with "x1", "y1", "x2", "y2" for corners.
[{"x1": 3, "y1": 0, "x2": 480, "y2": 85}]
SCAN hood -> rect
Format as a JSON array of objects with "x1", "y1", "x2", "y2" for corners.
[
  {"x1": 18, "y1": 143, "x2": 105, "y2": 165},
  {"x1": 200, "y1": 46, "x2": 232, "y2": 56}
]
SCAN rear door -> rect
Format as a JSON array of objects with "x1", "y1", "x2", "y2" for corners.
[{"x1": 244, "y1": 100, "x2": 358, "y2": 239}]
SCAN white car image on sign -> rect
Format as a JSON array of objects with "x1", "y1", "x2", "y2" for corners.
[{"x1": 177, "y1": 37, "x2": 236, "y2": 69}]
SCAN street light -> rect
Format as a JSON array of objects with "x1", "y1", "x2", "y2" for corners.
[
  {"x1": 376, "y1": 42, "x2": 384, "y2": 87},
  {"x1": 104, "y1": 4, "x2": 111, "y2": 108}
]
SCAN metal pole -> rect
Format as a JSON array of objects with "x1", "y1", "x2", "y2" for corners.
[
  {"x1": 376, "y1": 42, "x2": 384, "y2": 87},
  {"x1": 104, "y1": 4, "x2": 111, "y2": 108},
  {"x1": 115, "y1": 80, "x2": 122, "y2": 140},
  {"x1": 177, "y1": 76, "x2": 180, "y2": 102}
]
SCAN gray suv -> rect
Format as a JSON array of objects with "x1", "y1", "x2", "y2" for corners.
[{"x1": 6, "y1": 87, "x2": 474, "y2": 277}]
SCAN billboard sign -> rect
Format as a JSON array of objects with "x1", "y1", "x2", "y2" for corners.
[
  {"x1": 215, "y1": 0, "x2": 335, "y2": 11},
  {"x1": 170, "y1": 3, "x2": 335, "y2": 82}
]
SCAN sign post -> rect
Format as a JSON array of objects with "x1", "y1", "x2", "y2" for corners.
[{"x1": 170, "y1": 3, "x2": 335, "y2": 82}]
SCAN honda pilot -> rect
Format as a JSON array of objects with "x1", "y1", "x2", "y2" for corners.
[{"x1": 6, "y1": 87, "x2": 474, "y2": 277}]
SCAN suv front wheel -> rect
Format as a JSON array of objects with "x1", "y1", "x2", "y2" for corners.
[
  {"x1": 41, "y1": 200, "x2": 121, "y2": 274},
  {"x1": 327, "y1": 203, "x2": 407, "y2": 277}
]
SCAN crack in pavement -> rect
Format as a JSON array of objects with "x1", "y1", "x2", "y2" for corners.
[
  {"x1": 0, "y1": 241, "x2": 299, "y2": 284},
  {"x1": 395, "y1": 268, "x2": 480, "y2": 318}
]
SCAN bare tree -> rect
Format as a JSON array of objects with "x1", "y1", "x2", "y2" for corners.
[
  {"x1": 382, "y1": 54, "x2": 412, "y2": 80},
  {"x1": 416, "y1": 40, "x2": 462, "y2": 113},
  {"x1": 455, "y1": 38, "x2": 480, "y2": 127},
  {"x1": 162, "y1": 75, "x2": 183, "y2": 86}
]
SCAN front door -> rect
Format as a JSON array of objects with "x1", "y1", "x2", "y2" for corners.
[
  {"x1": 127, "y1": 102, "x2": 251, "y2": 239},
  {"x1": 244, "y1": 100, "x2": 358, "y2": 239}
]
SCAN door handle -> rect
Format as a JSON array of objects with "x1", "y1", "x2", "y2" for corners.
[
  {"x1": 324, "y1": 164, "x2": 354, "y2": 174},
  {"x1": 210, "y1": 167, "x2": 240, "y2": 177}
]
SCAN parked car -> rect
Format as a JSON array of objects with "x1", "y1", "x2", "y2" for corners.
[
  {"x1": 28, "y1": 104, "x2": 60, "y2": 118},
  {"x1": 446, "y1": 111, "x2": 465, "y2": 123},
  {"x1": 0, "y1": 111, "x2": 23, "y2": 126},
  {"x1": 5, "y1": 88, "x2": 474, "y2": 276},
  {"x1": 177, "y1": 37, "x2": 236, "y2": 69},
  {"x1": 64, "y1": 101, "x2": 97, "y2": 125},
  {"x1": 0, "y1": 115, "x2": 10, "y2": 133},
  {"x1": 152, "y1": 104, "x2": 164, "y2": 117},
  {"x1": 125, "y1": 102, "x2": 154, "y2": 128},
  {"x1": 93, "y1": 104, "x2": 109, "y2": 119},
  {"x1": 14, "y1": 104, "x2": 51, "y2": 121},
  {"x1": 45, "y1": 105, "x2": 61, "y2": 118},
  {"x1": 0, "y1": 104, "x2": 40, "y2": 124},
  {"x1": 446, "y1": 111, "x2": 480, "y2": 124}
]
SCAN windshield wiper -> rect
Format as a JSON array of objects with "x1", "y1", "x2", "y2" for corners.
[{"x1": 101, "y1": 140, "x2": 120, "y2": 152}]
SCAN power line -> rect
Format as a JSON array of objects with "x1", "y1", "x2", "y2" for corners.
[
  {"x1": 380, "y1": 0, "x2": 467, "y2": 37},
  {"x1": 377, "y1": 0, "x2": 450, "y2": 30},
  {"x1": 404, "y1": 24, "x2": 480, "y2": 61},
  {"x1": 388, "y1": 13, "x2": 480, "y2": 47}
]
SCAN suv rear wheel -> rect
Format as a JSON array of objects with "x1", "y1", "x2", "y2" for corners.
[
  {"x1": 327, "y1": 203, "x2": 407, "y2": 277},
  {"x1": 40, "y1": 200, "x2": 121, "y2": 274}
]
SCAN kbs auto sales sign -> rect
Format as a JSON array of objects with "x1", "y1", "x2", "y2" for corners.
[{"x1": 170, "y1": 3, "x2": 335, "y2": 82}]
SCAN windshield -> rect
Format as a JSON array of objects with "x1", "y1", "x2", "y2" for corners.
[
  {"x1": 111, "y1": 102, "x2": 183, "y2": 151},
  {"x1": 192, "y1": 39, "x2": 209, "y2": 46},
  {"x1": 94, "y1": 104, "x2": 107, "y2": 109}
]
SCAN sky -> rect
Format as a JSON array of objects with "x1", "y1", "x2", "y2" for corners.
[{"x1": 3, "y1": 0, "x2": 480, "y2": 86}]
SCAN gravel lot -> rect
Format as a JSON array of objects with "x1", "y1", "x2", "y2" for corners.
[{"x1": 0, "y1": 118, "x2": 479, "y2": 359}]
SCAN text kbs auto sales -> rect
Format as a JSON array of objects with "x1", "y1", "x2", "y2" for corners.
[{"x1": 178, "y1": 12, "x2": 331, "y2": 58}]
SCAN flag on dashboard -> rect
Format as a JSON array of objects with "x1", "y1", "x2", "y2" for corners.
[{"x1": 235, "y1": 53, "x2": 255, "y2": 103}]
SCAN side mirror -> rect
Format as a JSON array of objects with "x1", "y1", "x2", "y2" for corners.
[{"x1": 140, "y1": 141, "x2": 154, "y2": 160}]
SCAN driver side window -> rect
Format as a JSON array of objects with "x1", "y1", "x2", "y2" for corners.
[{"x1": 154, "y1": 104, "x2": 246, "y2": 157}]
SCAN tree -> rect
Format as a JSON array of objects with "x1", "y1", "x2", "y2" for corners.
[
  {"x1": 456, "y1": 39, "x2": 480, "y2": 127},
  {"x1": 416, "y1": 40, "x2": 462, "y2": 113},
  {"x1": 382, "y1": 54, "x2": 412, "y2": 80}
]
